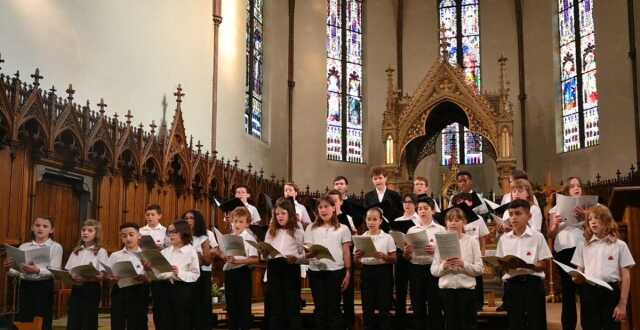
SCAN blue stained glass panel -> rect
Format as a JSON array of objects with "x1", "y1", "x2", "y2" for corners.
[
  {"x1": 463, "y1": 127, "x2": 483, "y2": 165},
  {"x1": 441, "y1": 123, "x2": 460, "y2": 166},
  {"x1": 562, "y1": 77, "x2": 578, "y2": 116},
  {"x1": 347, "y1": 96, "x2": 362, "y2": 129}
]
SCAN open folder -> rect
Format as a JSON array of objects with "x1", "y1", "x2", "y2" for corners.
[
  {"x1": 352, "y1": 236, "x2": 377, "y2": 258},
  {"x1": 482, "y1": 255, "x2": 536, "y2": 271},
  {"x1": 553, "y1": 260, "x2": 613, "y2": 290},
  {"x1": 304, "y1": 244, "x2": 335, "y2": 261},
  {"x1": 5, "y1": 245, "x2": 50, "y2": 271},
  {"x1": 246, "y1": 240, "x2": 282, "y2": 259},
  {"x1": 101, "y1": 261, "x2": 143, "y2": 288}
]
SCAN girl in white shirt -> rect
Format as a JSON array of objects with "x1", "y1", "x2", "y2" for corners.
[
  {"x1": 4, "y1": 216, "x2": 63, "y2": 330},
  {"x1": 184, "y1": 210, "x2": 218, "y2": 330},
  {"x1": 500, "y1": 179, "x2": 543, "y2": 232},
  {"x1": 431, "y1": 208, "x2": 484, "y2": 330},
  {"x1": 264, "y1": 199, "x2": 305, "y2": 329},
  {"x1": 354, "y1": 207, "x2": 396, "y2": 330},
  {"x1": 304, "y1": 196, "x2": 352, "y2": 330},
  {"x1": 155, "y1": 220, "x2": 200, "y2": 330},
  {"x1": 65, "y1": 219, "x2": 108, "y2": 330},
  {"x1": 284, "y1": 182, "x2": 312, "y2": 229},
  {"x1": 571, "y1": 205, "x2": 635, "y2": 330},
  {"x1": 548, "y1": 176, "x2": 586, "y2": 330}
]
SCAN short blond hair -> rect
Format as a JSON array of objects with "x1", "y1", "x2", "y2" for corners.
[{"x1": 230, "y1": 206, "x2": 252, "y2": 223}]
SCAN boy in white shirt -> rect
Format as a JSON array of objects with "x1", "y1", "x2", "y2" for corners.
[
  {"x1": 404, "y1": 197, "x2": 446, "y2": 330},
  {"x1": 140, "y1": 204, "x2": 167, "y2": 248},
  {"x1": 496, "y1": 199, "x2": 552, "y2": 330},
  {"x1": 235, "y1": 184, "x2": 262, "y2": 225},
  {"x1": 107, "y1": 222, "x2": 149, "y2": 330},
  {"x1": 223, "y1": 207, "x2": 259, "y2": 330}
]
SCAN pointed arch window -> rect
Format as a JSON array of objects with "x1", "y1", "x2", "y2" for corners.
[
  {"x1": 558, "y1": 0, "x2": 599, "y2": 152},
  {"x1": 245, "y1": 0, "x2": 264, "y2": 138},
  {"x1": 438, "y1": 0, "x2": 483, "y2": 166},
  {"x1": 326, "y1": 0, "x2": 364, "y2": 163}
]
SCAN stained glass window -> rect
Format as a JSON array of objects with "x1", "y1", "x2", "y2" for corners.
[
  {"x1": 558, "y1": 0, "x2": 599, "y2": 151},
  {"x1": 438, "y1": 0, "x2": 483, "y2": 166},
  {"x1": 326, "y1": 0, "x2": 364, "y2": 163},
  {"x1": 244, "y1": 0, "x2": 264, "y2": 138}
]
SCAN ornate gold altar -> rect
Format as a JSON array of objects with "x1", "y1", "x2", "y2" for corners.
[{"x1": 380, "y1": 51, "x2": 516, "y2": 198}]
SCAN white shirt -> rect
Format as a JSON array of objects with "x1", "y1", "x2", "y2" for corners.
[
  {"x1": 264, "y1": 228, "x2": 305, "y2": 259},
  {"x1": 108, "y1": 247, "x2": 146, "y2": 276},
  {"x1": 496, "y1": 226, "x2": 552, "y2": 280},
  {"x1": 160, "y1": 244, "x2": 200, "y2": 282},
  {"x1": 376, "y1": 188, "x2": 386, "y2": 203},
  {"x1": 394, "y1": 213, "x2": 421, "y2": 227},
  {"x1": 501, "y1": 204, "x2": 543, "y2": 232},
  {"x1": 431, "y1": 233, "x2": 484, "y2": 289},
  {"x1": 245, "y1": 203, "x2": 262, "y2": 225},
  {"x1": 9, "y1": 239, "x2": 63, "y2": 281},
  {"x1": 304, "y1": 224, "x2": 352, "y2": 271},
  {"x1": 140, "y1": 224, "x2": 167, "y2": 248},
  {"x1": 223, "y1": 229, "x2": 258, "y2": 271},
  {"x1": 294, "y1": 201, "x2": 312, "y2": 227},
  {"x1": 341, "y1": 214, "x2": 357, "y2": 233},
  {"x1": 65, "y1": 245, "x2": 109, "y2": 272},
  {"x1": 549, "y1": 206, "x2": 585, "y2": 252},
  {"x1": 571, "y1": 235, "x2": 636, "y2": 283},
  {"x1": 357, "y1": 231, "x2": 396, "y2": 265},
  {"x1": 193, "y1": 230, "x2": 218, "y2": 271},
  {"x1": 406, "y1": 221, "x2": 446, "y2": 265},
  {"x1": 465, "y1": 219, "x2": 490, "y2": 243}
]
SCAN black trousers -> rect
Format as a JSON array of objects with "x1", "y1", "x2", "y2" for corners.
[
  {"x1": 194, "y1": 270, "x2": 213, "y2": 330},
  {"x1": 16, "y1": 279, "x2": 54, "y2": 330},
  {"x1": 361, "y1": 264, "x2": 393, "y2": 330},
  {"x1": 580, "y1": 282, "x2": 621, "y2": 330},
  {"x1": 440, "y1": 288, "x2": 477, "y2": 330},
  {"x1": 111, "y1": 283, "x2": 149, "y2": 330},
  {"x1": 475, "y1": 275, "x2": 484, "y2": 310},
  {"x1": 407, "y1": 263, "x2": 444, "y2": 330},
  {"x1": 224, "y1": 266, "x2": 253, "y2": 330},
  {"x1": 67, "y1": 282, "x2": 101, "y2": 330},
  {"x1": 504, "y1": 275, "x2": 547, "y2": 330},
  {"x1": 342, "y1": 247, "x2": 355, "y2": 329},
  {"x1": 393, "y1": 252, "x2": 409, "y2": 319},
  {"x1": 555, "y1": 247, "x2": 578, "y2": 330},
  {"x1": 266, "y1": 259, "x2": 301, "y2": 330},
  {"x1": 308, "y1": 269, "x2": 345, "y2": 330},
  {"x1": 154, "y1": 281, "x2": 195, "y2": 330},
  {"x1": 149, "y1": 281, "x2": 163, "y2": 328}
]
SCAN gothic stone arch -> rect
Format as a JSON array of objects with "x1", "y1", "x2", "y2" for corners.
[{"x1": 381, "y1": 56, "x2": 516, "y2": 195}]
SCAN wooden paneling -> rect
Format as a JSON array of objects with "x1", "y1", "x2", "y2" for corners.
[{"x1": 34, "y1": 180, "x2": 81, "y2": 260}]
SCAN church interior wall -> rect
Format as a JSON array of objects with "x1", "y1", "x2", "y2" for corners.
[{"x1": 523, "y1": 0, "x2": 637, "y2": 186}]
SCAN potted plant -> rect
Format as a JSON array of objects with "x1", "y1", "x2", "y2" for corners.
[{"x1": 211, "y1": 283, "x2": 224, "y2": 304}]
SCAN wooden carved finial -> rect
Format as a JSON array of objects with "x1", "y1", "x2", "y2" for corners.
[
  {"x1": 150, "y1": 120, "x2": 157, "y2": 134},
  {"x1": 30, "y1": 68, "x2": 43, "y2": 88},
  {"x1": 97, "y1": 98, "x2": 108, "y2": 115},
  {"x1": 66, "y1": 84, "x2": 76, "y2": 103},
  {"x1": 196, "y1": 140, "x2": 203, "y2": 154},
  {"x1": 0, "y1": 52, "x2": 4, "y2": 71},
  {"x1": 125, "y1": 110, "x2": 133, "y2": 126},
  {"x1": 174, "y1": 84, "x2": 185, "y2": 104}
]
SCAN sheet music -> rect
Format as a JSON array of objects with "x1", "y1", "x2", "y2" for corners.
[
  {"x1": 555, "y1": 194, "x2": 598, "y2": 226},
  {"x1": 5, "y1": 245, "x2": 50, "y2": 271},
  {"x1": 389, "y1": 231, "x2": 406, "y2": 249},
  {"x1": 405, "y1": 231, "x2": 429, "y2": 256},
  {"x1": 222, "y1": 234, "x2": 247, "y2": 257},
  {"x1": 553, "y1": 260, "x2": 613, "y2": 290},
  {"x1": 304, "y1": 244, "x2": 335, "y2": 261},
  {"x1": 352, "y1": 236, "x2": 377, "y2": 258},
  {"x1": 435, "y1": 232, "x2": 461, "y2": 260}
]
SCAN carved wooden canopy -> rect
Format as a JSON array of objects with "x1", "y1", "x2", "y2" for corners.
[{"x1": 381, "y1": 54, "x2": 516, "y2": 192}]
